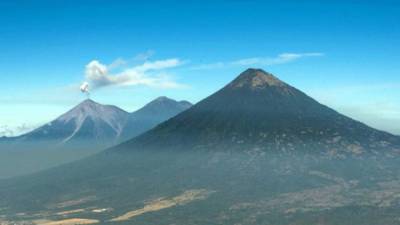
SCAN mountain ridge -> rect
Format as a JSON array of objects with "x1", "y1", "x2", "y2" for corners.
[
  {"x1": 119, "y1": 96, "x2": 193, "y2": 142},
  {"x1": 0, "y1": 97, "x2": 192, "y2": 178},
  {"x1": 4, "y1": 97, "x2": 192, "y2": 149},
  {"x1": 14, "y1": 99, "x2": 130, "y2": 148}
]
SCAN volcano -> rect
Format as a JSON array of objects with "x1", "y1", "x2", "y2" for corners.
[
  {"x1": 0, "y1": 97, "x2": 191, "y2": 178},
  {"x1": 5, "y1": 97, "x2": 192, "y2": 150},
  {"x1": 1, "y1": 69, "x2": 400, "y2": 225},
  {"x1": 119, "y1": 68, "x2": 400, "y2": 156},
  {"x1": 18, "y1": 99, "x2": 129, "y2": 148},
  {"x1": 120, "y1": 96, "x2": 192, "y2": 142}
]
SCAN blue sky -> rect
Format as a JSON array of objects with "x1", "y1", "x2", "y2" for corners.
[{"x1": 0, "y1": 0, "x2": 399, "y2": 136}]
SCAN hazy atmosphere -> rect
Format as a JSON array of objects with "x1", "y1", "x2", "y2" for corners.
[{"x1": 1, "y1": 1, "x2": 400, "y2": 225}]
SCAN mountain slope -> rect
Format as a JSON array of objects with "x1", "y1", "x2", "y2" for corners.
[
  {"x1": 119, "y1": 96, "x2": 192, "y2": 142},
  {"x1": 0, "y1": 97, "x2": 192, "y2": 179},
  {"x1": 1, "y1": 69, "x2": 400, "y2": 225},
  {"x1": 11, "y1": 99, "x2": 129, "y2": 149},
  {"x1": 20, "y1": 100, "x2": 129, "y2": 144},
  {"x1": 5, "y1": 97, "x2": 192, "y2": 150},
  {"x1": 120, "y1": 68, "x2": 400, "y2": 156}
]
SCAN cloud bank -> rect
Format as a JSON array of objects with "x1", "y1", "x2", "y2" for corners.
[
  {"x1": 83, "y1": 58, "x2": 185, "y2": 91},
  {"x1": 0, "y1": 124, "x2": 37, "y2": 137},
  {"x1": 80, "y1": 52, "x2": 322, "y2": 92},
  {"x1": 191, "y1": 52, "x2": 324, "y2": 70}
]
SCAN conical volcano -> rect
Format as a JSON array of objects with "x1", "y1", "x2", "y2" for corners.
[
  {"x1": 7, "y1": 97, "x2": 192, "y2": 150},
  {"x1": 15, "y1": 99, "x2": 130, "y2": 148},
  {"x1": 2, "y1": 69, "x2": 400, "y2": 225},
  {"x1": 120, "y1": 68, "x2": 399, "y2": 155},
  {"x1": 0, "y1": 97, "x2": 192, "y2": 178}
]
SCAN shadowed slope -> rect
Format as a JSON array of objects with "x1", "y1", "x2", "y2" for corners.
[
  {"x1": 119, "y1": 96, "x2": 192, "y2": 142},
  {"x1": 119, "y1": 69, "x2": 400, "y2": 155},
  {"x1": 1, "y1": 69, "x2": 400, "y2": 225}
]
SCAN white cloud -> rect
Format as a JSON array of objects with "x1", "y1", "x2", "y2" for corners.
[
  {"x1": 108, "y1": 58, "x2": 127, "y2": 69},
  {"x1": 82, "y1": 52, "x2": 322, "y2": 90},
  {"x1": 83, "y1": 58, "x2": 185, "y2": 90},
  {"x1": 0, "y1": 125, "x2": 13, "y2": 137},
  {"x1": 107, "y1": 50, "x2": 155, "y2": 70},
  {"x1": 0, "y1": 124, "x2": 37, "y2": 137},
  {"x1": 85, "y1": 60, "x2": 108, "y2": 79},
  {"x1": 79, "y1": 81, "x2": 90, "y2": 97},
  {"x1": 134, "y1": 59, "x2": 181, "y2": 71},
  {"x1": 190, "y1": 52, "x2": 324, "y2": 70}
]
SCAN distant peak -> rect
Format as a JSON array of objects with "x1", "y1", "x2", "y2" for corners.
[
  {"x1": 78, "y1": 99, "x2": 101, "y2": 107},
  {"x1": 74, "y1": 99, "x2": 127, "y2": 113},
  {"x1": 138, "y1": 96, "x2": 192, "y2": 112},
  {"x1": 152, "y1": 97, "x2": 192, "y2": 106},
  {"x1": 57, "y1": 99, "x2": 128, "y2": 124},
  {"x1": 228, "y1": 68, "x2": 286, "y2": 89},
  {"x1": 81, "y1": 98, "x2": 96, "y2": 104},
  {"x1": 153, "y1": 96, "x2": 174, "y2": 102},
  {"x1": 142, "y1": 96, "x2": 177, "y2": 109},
  {"x1": 179, "y1": 100, "x2": 193, "y2": 106}
]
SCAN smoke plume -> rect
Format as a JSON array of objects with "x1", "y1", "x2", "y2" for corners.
[{"x1": 80, "y1": 81, "x2": 90, "y2": 97}]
